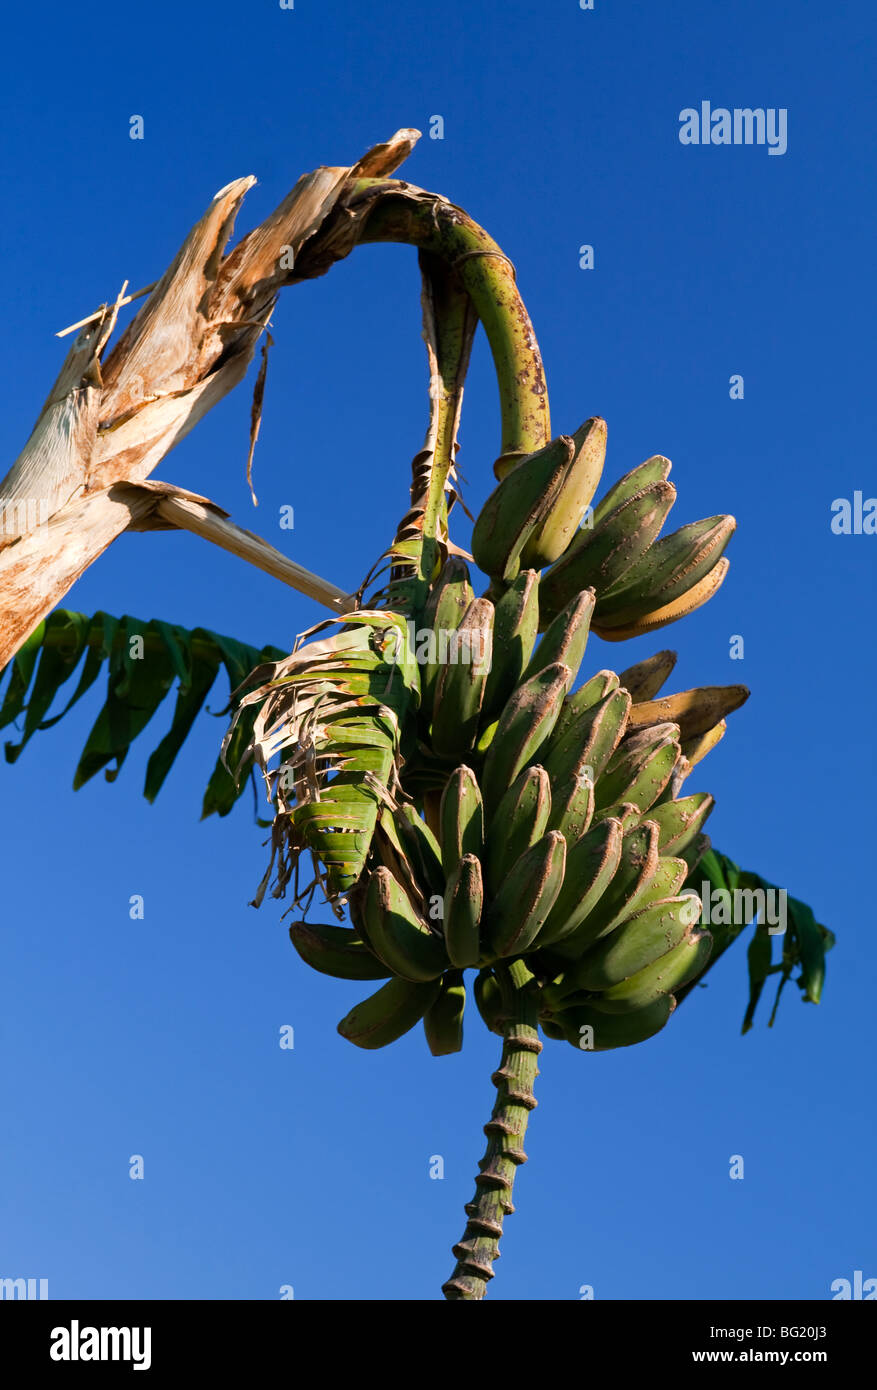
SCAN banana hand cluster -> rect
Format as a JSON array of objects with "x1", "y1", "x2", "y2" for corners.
[
  {"x1": 287, "y1": 557, "x2": 746, "y2": 1057},
  {"x1": 286, "y1": 417, "x2": 749, "y2": 1060},
  {"x1": 474, "y1": 435, "x2": 735, "y2": 638}
]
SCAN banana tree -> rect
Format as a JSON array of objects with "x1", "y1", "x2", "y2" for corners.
[{"x1": 0, "y1": 129, "x2": 832, "y2": 1300}]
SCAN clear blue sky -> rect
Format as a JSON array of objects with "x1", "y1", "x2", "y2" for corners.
[{"x1": 1, "y1": 0, "x2": 874, "y2": 1301}]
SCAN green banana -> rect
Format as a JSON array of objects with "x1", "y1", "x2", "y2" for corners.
[
  {"x1": 646, "y1": 792, "x2": 715, "y2": 856},
  {"x1": 546, "y1": 771, "x2": 594, "y2": 845},
  {"x1": 439, "y1": 765, "x2": 484, "y2": 871},
  {"x1": 617, "y1": 649, "x2": 678, "y2": 702},
  {"x1": 612, "y1": 801, "x2": 643, "y2": 830},
  {"x1": 535, "y1": 816, "x2": 623, "y2": 948},
  {"x1": 423, "y1": 969, "x2": 466, "y2": 1055},
  {"x1": 571, "y1": 894, "x2": 703, "y2": 992},
  {"x1": 421, "y1": 558, "x2": 474, "y2": 712},
  {"x1": 486, "y1": 830, "x2": 567, "y2": 957},
  {"x1": 554, "y1": 994, "x2": 675, "y2": 1051},
  {"x1": 543, "y1": 687, "x2": 632, "y2": 789},
  {"x1": 593, "y1": 726, "x2": 680, "y2": 815},
  {"x1": 337, "y1": 976, "x2": 442, "y2": 1049},
  {"x1": 522, "y1": 416, "x2": 608, "y2": 567},
  {"x1": 591, "y1": 455, "x2": 672, "y2": 528},
  {"x1": 396, "y1": 804, "x2": 445, "y2": 899},
  {"x1": 480, "y1": 569, "x2": 540, "y2": 722},
  {"x1": 604, "y1": 716, "x2": 680, "y2": 761},
  {"x1": 363, "y1": 867, "x2": 449, "y2": 982},
  {"x1": 472, "y1": 435, "x2": 575, "y2": 582},
  {"x1": 625, "y1": 684, "x2": 749, "y2": 739},
  {"x1": 521, "y1": 589, "x2": 595, "y2": 683},
  {"x1": 595, "y1": 515, "x2": 736, "y2": 626},
  {"x1": 484, "y1": 764, "x2": 552, "y2": 897},
  {"x1": 431, "y1": 597, "x2": 494, "y2": 759},
  {"x1": 539, "y1": 480, "x2": 676, "y2": 623},
  {"x1": 474, "y1": 969, "x2": 505, "y2": 1035},
  {"x1": 374, "y1": 810, "x2": 430, "y2": 917},
  {"x1": 679, "y1": 832, "x2": 711, "y2": 873},
  {"x1": 628, "y1": 855, "x2": 689, "y2": 909},
  {"x1": 540, "y1": 1017, "x2": 567, "y2": 1042},
  {"x1": 481, "y1": 661, "x2": 572, "y2": 814},
  {"x1": 646, "y1": 748, "x2": 689, "y2": 807},
  {"x1": 593, "y1": 559, "x2": 730, "y2": 641},
  {"x1": 550, "y1": 819, "x2": 660, "y2": 955},
  {"x1": 443, "y1": 852, "x2": 484, "y2": 968},
  {"x1": 551, "y1": 670, "x2": 619, "y2": 745},
  {"x1": 289, "y1": 921, "x2": 391, "y2": 981},
  {"x1": 589, "y1": 929, "x2": 712, "y2": 1013}
]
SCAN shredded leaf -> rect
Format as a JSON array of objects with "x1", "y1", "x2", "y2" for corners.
[{"x1": 0, "y1": 608, "x2": 284, "y2": 813}]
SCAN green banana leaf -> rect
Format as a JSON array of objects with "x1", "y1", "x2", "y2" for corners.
[
  {"x1": 679, "y1": 847, "x2": 834, "y2": 1032},
  {"x1": 0, "y1": 608, "x2": 285, "y2": 817}
]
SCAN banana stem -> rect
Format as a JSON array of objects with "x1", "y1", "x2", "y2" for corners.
[
  {"x1": 442, "y1": 958, "x2": 542, "y2": 1300},
  {"x1": 349, "y1": 182, "x2": 551, "y2": 478},
  {"x1": 368, "y1": 250, "x2": 478, "y2": 618},
  {"x1": 416, "y1": 252, "x2": 476, "y2": 583}
]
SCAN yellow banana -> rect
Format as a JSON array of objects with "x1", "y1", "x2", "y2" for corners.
[
  {"x1": 617, "y1": 649, "x2": 678, "y2": 702},
  {"x1": 625, "y1": 684, "x2": 748, "y2": 739}
]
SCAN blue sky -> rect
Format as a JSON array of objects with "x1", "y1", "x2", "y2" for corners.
[{"x1": 1, "y1": 0, "x2": 874, "y2": 1300}]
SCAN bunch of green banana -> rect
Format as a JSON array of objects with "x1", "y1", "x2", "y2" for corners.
[
  {"x1": 285, "y1": 416, "x2": 752, "y2": 1063},
  {"x1": 590, "y1": 515, "x2": 735, "y2": 641},
  {"x1": 309, "y1": 567, "x2": 743, "y2": 1055},
  {"x1": 481, "y1": 445, "x2": 739, "y2": 638},
  {"x1": 539, "y1": 899, "x2": 713, "y2": 1050},
  {"x1": 539, "y1": 472, "x2": 677, "y2": 625}
]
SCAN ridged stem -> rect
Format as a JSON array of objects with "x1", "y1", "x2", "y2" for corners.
[
  {"x1": 442, "y1": 959, "x2": 542, "y2": 1300},
  {"x1": 349, "y1": 181, "x2": 551, "y2": 477},
  {"x1": 393, "y1": 252, "x2": 478, "y2": 612}
]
